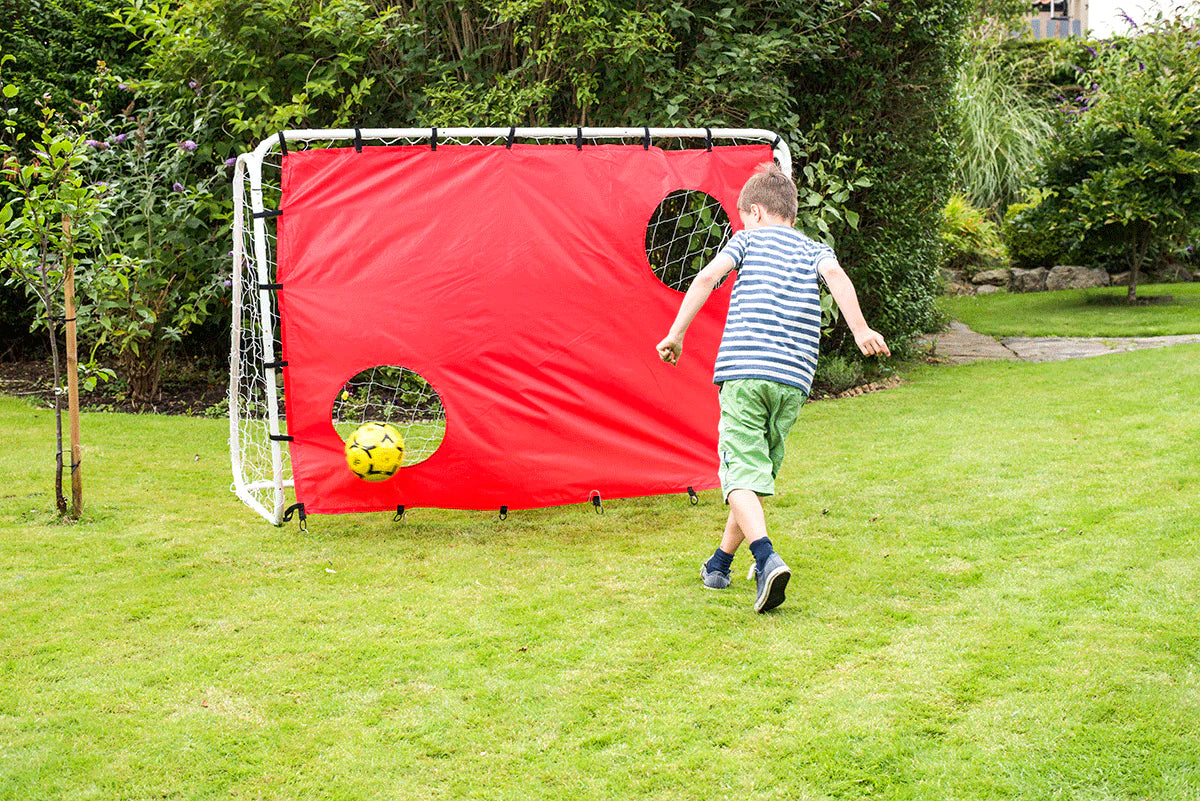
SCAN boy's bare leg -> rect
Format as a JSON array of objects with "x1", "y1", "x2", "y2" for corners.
[
  {"x1": 718, "y1": 510, "x2": 746, "y2": 556},
  {"x1": 727, "y1": 488, "x2": 768, "y2": 543}
]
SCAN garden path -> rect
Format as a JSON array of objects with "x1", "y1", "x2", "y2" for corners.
[{"x1": 923, "y1": 321, "x2": 1200, "y2": 365}]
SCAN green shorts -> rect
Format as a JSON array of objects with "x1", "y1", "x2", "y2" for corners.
[{"x1": 717, "y1": 378, "x2": 806, "y2": 502}]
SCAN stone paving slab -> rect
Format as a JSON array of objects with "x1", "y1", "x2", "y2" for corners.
[
  {"x1": 1001, "y1": 334, "x2": 1200, "y2": 362},
  {"x1": 922, "y1": 322, "x2": 1200, "y2": 365}
]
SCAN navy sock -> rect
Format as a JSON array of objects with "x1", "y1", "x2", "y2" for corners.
[
  {"x1": 705, "y1": 548, "x2": 734, "y2": 575},
  {"x1": 749, "y1": 537, "x2": 775, "y2": 573}
]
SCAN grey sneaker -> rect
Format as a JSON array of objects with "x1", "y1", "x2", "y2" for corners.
[
  {"x1": 701, "y1": 562, "x2": 731, "y2": 590},
  {"x1": 750, "y1": 553, "x2": 790, "y2": 613}
]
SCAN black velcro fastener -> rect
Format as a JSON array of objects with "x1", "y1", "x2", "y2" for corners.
[
  {"x1": 772, "y1": 135, "x2": 782, "y2": 150},
  {"x1": 704, "y1": 128, "x2": 713, "y2": 152},
  {"x1": 277, "y1": 132, "x2": 287, "y2": 155},
  {"x1": 354, "y1": 128, "x2": 363, "y2": 153},
  {"x1": 269, "y1": 434, "x2": 294, "y2": 442},
  {"x1": 506, "y1": 127, "x2": 516, "y2": 149},
  {"x1": 257, "y1": 282, "x2": 283, "y2": 291},
  {"x1": 643, "y1": 126, "x2": 651, "y2": 150},
  {"x1": 264, "y1": 360, "x2": 288, "y2": 370},
  {"x1": 430, "y1": 127, "x2": 438, "y2": 151},
  {"x1": 575, "y1": 127, "x2": 583, "y2": 150},
  {"x1": 252, "y1": 209, "x2": 282, "y2": 219}
]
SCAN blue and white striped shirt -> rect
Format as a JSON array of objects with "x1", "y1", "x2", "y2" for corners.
[{"x1": 712, "y1": 226, "x2": 835, "y2": 393}]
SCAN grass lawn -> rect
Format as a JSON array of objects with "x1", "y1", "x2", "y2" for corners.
[
  {"x1": 938, "y1": 282, "x2": 1200, "y2": 337},
  {"x1": 3, "y1": 346, "x2": 1200, "y2": 799}
]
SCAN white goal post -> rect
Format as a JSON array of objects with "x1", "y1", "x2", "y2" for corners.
[{"x1": 230, "y1": 127, "x2": 791, "y2": 525}]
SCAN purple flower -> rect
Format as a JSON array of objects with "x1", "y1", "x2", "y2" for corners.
[
  {"x1": 180, "y1": 140, "x2": 198, "y2": 152},
  {"x1": 1138, "y1": 61, "x2": 1146, "y2": 71},
  {"x1": 188, "y1": 81, "x2": 198, "y2": 89},
  {"x1": 113, "y1": 133, "x2": 128, "y2": 144},
  {"x1": 85, "y1": 139, "x2": 109, "y2": 149},
  {"x1": 1187, "y1": 246, "x2": 1195, "y2": 254},
  {"x1": 117, "y1": 83, "x2": 128, "y2": 91},
  {"x1": 1085, "y1": 46, "x2": 1098, "y2": 57},
  {"x1": 224, "y1": 279, "x2": 233, "y2": 288},
  {"x1": 172, "y1": 181, "x2": 184, "y2": 192},
  {"x1": 224, "y1": 156, "x2": 237, "y2": 167}
]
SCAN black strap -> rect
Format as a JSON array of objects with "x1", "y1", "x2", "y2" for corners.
[
  {"x1": 498, "y1": 505, "x2": 508, "y2": 521},
  {"x1": 264, "y1": 360, "x2": 288, "y2": 370},
  {"x1": 283, "y1": 502, "x2": 307, "y2": 532},
  {"x1": 575, "y1": 127, "x2": 583, "y2": 150},
  {"x1": 643, "y1": 126, "x2": 651, "y2": 150},
  {"x1": 590, "y1": 491, "x2": 604, "y2": 515},
  {"x1": 269, "y1": 433, "x2": 294, "y2": 442},
  {"x1": 430, "y1": 127, "x2": 438, "y2": 151},
  {"x1": 687, "y1": 486, "x2": 699, "y2": 505},
  {"x1": 704, "y1": 128, "x2": 713, "y2": 152},
  {"x1": 354, "y1": 127, "x2": 363, "y2": 153},
  {"x1": 257, "y1": 282, "x2": 283, "y2": 291},
  {"x1": 277, "y1": 132, "x2": 287, "y2": 155},
  {"x1": 506, "y1": 127, "x2": 516, "y2": 149},
  {"x1": 771, "y1": 135, "x2": 782, "y2": 150},
  {"x1": 252, "y1": 209, "x2": 282, "y2": 219},
  {"x1": 394, "y1": 505, "x2": 406, "y2": 522}
]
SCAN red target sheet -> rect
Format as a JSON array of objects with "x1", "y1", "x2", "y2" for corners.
[{"x1": 275, "y1": 143, "x2": 772, "y2": 513}]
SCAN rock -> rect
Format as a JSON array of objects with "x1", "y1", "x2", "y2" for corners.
[
  {"x1": 972, "y1": 268, "x2": 1010, "y2": 287},
  {"x1": 975, "y1": 284, "x2": 1001, "y2": 295},
  {"x1": 1111, "y1": 271, "x2": 1131, "y2": 286},
  {"x1": 1046, "y1": 265, "x2": 1110, "y2": 291},
  {"x1": 1152, "y1": 263, "x2": 1195, "y2": 283},
  {"x1": 1010, "y1": 267, "x2": 1048, "y2": 293}
]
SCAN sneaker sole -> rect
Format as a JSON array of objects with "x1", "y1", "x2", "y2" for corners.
[{"x1": 754, "y1": 565, "x2": 790, "y2": 613}]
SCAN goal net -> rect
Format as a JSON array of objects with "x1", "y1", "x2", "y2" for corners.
[{"x1": 230, "y1": 127, "x2": 790, "y2": 525}]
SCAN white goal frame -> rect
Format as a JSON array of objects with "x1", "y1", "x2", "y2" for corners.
[{"x1": 230, "y1": 127, "x2": 791, "y2": 525}]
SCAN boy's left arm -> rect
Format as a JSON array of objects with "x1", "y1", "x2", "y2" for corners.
[{"x1": 817, "y1": 258, "x2": 891, "y2": 357}]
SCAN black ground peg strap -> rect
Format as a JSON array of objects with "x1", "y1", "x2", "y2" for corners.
[
  {"x1": 394, "y1": 505, "x2": 406, "y2": 522},
  {"x1": 277, "y1": 132, "x2": 288, "y2": 155},
  {"x1": 283, "y1": 502, "x2": 306, "y2": 532},
  {"x1": 354, "y1": 128, "x2": 363, "y2": 153},
  {"x1": 590, "y1": 492, "x2": 604, "y2": 515},
  {"x1": 687, "y1": 486, "x2": 699, "y2": 505},
  {"x1": 498, "y1": 505, "x2": 508, "y2": 521}
]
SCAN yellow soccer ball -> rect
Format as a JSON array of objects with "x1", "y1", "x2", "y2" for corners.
[{"x1": 344, "y1": 422, "x2": 405, "y2": 482}]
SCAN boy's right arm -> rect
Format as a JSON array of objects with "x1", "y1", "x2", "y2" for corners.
[{"x1": 656, "y1": 253, "x2": 737, "y2": 365}]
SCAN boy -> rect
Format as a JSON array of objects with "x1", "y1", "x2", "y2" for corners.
[{"x1": 656, "y1": 163, "x2": 889, "y2": 613}]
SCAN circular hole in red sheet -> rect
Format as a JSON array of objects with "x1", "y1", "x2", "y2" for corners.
[
  {"x1": 331, "y1": 365, "x2": 446, "y2": 467},
  {"x1": 645, "y1": 190, "x2": 733, "y2": 291}
]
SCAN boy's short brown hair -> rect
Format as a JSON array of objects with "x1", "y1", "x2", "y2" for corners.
[{"x1": 737, "y1": 162, "x2": 798, "y2": 223}]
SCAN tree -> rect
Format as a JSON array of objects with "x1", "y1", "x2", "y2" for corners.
[
  {"x1": 0, "y1": 56, "x2": 104, "y2": 516},
  {"x1": 1034, "y1": 11, "x2": 1200, "y2": 301}
]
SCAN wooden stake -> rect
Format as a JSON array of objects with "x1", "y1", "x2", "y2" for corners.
[{"x1": 62, "y1": 216, "x2": 82, "y2": 518}]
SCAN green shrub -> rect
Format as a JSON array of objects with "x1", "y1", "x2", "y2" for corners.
[
  {"x1": 1002, "y1": 191, "x2": 1067, "y2": 269},
  {"x1": 941, "y1": 193, "x2": 1007, "y2": 276},
  {"x1": 812, "y1": 354, "x2": 865, "y2": 396}
]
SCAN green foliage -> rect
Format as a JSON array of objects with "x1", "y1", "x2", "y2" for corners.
[
  {"x1": 811, "y1": 353, "x2": 863, "y2": 395},
  {"x1": 79, "y1": 78, "x2": 230, "y2": 404},
  {"x1": 1002, "y1": 190, "x2": 1067, "y2": 269},
  {"x1": 940, "y1": 193, "x2": 1007, "y2": 275},
  {"x1": 1031, "y1": 10, "x2": 1200, "y2": 300},
  {"x1": 0, "y1": 0, "x2": 143, "y2": 147},
  {"x1": 952, "y1": 40, "x2": 1056, "y2": 213}
]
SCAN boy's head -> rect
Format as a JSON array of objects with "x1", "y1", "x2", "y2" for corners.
[{"x1": 737, "y1": 162, "x2": 797, "y2": 228}]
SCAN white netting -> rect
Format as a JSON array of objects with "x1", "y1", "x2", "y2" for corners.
[
  {"x1": 230, "y1": 127, "x2": 787, "y2": 524},
  {"x1": 331, "y1": 367, "x2": 446, "y2": 466}
]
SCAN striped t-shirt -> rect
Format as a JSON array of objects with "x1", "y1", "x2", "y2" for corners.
[{"x1": 712, "y1": 226, "x2": 836, "y2": 393}]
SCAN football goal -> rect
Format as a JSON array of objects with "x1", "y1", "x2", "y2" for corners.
[{"x1": 231, "y1": 127, "x2": 790, "y2": 525}]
